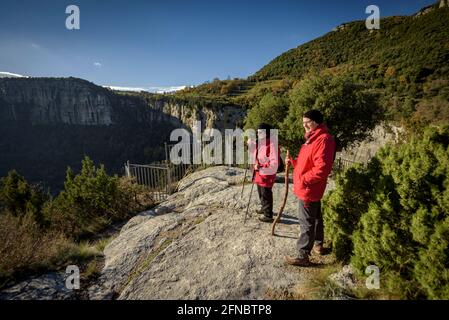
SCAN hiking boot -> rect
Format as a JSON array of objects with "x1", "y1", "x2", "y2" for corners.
[
  {"x1": 284, "y1": 255, "x2": 312, "y2": 267},
  {"x1": 257, "y1": 209, "x2": 276, "y2": 216},
  {"x1": 313, "y1": 244, "x2": 326, "y2": 255},
  {"x1": 258, "y1": 215, "x2": 274, "y2": 223}
]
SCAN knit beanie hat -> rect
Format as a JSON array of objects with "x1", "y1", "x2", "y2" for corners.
[
  {"x1": 303, "y1": 109, "x2": 324, "y2": 124},
  {"x1": 257, "y1": 123, "x2": 272, "y2": 131}
]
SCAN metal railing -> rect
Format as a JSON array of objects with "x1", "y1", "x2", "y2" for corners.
[
  {"x1": 164, "y1": 142, "x2": 214, "y2": 187},
  {"x1": 124, "y1": 161, "x2": 171, "y2": 203},
  {"x1": 333, "y1": 157, "x2": 366, "y2": 173},
  {"x1": 124, "y1": 142, "x2": 216, "y2": 203}
]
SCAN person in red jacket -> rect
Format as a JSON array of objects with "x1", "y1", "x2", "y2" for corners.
[
  {"x1": 248, "y1": 123, "x2": 280, "y2": 223},
  {"x1": 284, "y1": 110, "x2": 336, "y2": 267}
]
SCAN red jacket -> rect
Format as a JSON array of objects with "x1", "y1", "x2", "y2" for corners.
[
  {"x1": 249, "y1": 139, "x2": 279, "y2": 188},
  {"x1": 291, "y1": 124, "x2": 335, "y2": 202}
]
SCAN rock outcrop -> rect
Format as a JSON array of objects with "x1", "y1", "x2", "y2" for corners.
[
  {"x1": 0, "y1": 77, "x2": 246, "y2": 132},
  {"x1": 414, "y1": 1, "x2": 447, "y2": 17},
  {"x1": 148, "y1": 98, "x2": 246, "y2": 133},
  {"x1": 87, "y1": 166, "x2": 335, "y2": 300},
  {"x1": 0, "y1": 273, "x2": 76, "y2": 300},
  {"x1": 337, "y1": 123, "x2": 403, "y2": 163},
  {"x1": 0, "y1": 78, "x2": 115, "y2": 125},
  {"x1": 0, "y1": 77, "x2": 246, "y2": 192}
]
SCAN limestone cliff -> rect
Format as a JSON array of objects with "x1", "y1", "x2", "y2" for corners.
[
  {"x1": 148, "y1": 98, "x2": 246, "y2": 133},
  {"x1": 0, "y1": 78, "x2": 246, "y2": 192},
  {"x1": 0, "y1": 77, "x2": 116, "y2": 125},
  {"x1": 0, "y1": 77, "x2": 246, "y2": 132}
]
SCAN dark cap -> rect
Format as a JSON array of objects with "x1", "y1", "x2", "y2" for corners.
[
  {"x1": 257, "y1": 123, "x2": 272, "y2": 131},
  {"x1": 303, "y1": 109, "x2": 324, "y2": 124}
]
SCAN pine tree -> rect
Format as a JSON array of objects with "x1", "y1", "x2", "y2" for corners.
[{"x1": 323, "y1": 125, "x2": 449, "y2": 299}]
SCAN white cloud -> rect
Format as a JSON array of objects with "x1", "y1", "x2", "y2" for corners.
[
  {"x1": 31, "y1": 43, "x2": 40, "y2": 49},
  {"x1": 93, "y1": 62, "x2": 102, "y2": 68}
]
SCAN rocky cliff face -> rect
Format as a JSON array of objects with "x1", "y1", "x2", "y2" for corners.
[
  {"x1": 0, "y1": 78, "x2": 246, "y2": 192},
  {"x1": 0, "y1": 78, "x2": 115, "y2": 125},
  {"x1": 149, "y1": 99, "x2": 246, "y2": 133},
  {"x1": 337, "y1": 123, "x2": 403, "y2": 163},
  {"x1": 0, "y1": 77, "x2": 246, "y2": 132}
]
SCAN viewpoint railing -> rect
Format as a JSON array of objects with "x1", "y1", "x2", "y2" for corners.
[
  {"x1": 332, "y1": 156, "x2": 367, "y2": 174},
  {"x1": 125, "y1": 142, "x2": 367, "y2": 203},
  {"x1": 124, "y1": 142, "x2": 216, "y2": 203},
  {"x1": 124, "y1": 161, "x2": 171, "y2": 203}
]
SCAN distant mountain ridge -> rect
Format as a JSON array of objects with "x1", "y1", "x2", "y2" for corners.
[
  {"x1": 0, "y1": 72, "x2": 27, "y2": 78},
  {"x1": 252, "y1": 1, "x2": 449, "y2": 82},
  {"x1": 180, "y1": 1, "x2": 448, "y2": 127},
  {"x1": 104, "y1": 85, "x2": 187, "y2": 94},
  {"x1": 247, "y1": 1, "x2": 449, "y2": 126}
]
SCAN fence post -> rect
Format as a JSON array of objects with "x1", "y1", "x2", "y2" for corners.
[
  {"x1": 165, "y1": 142, "x2": 169, "y2": 164},
  {"x1": 165, "y1": 143, "x2": 172, "y2": 194},
  {"x1": 125, "y1": 160, "x2": 130, "y2": 177}
]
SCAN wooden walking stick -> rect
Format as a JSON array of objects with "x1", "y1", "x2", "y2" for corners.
[{"x1": 271, "y1": 150, "x2": 290, "y2": 236}]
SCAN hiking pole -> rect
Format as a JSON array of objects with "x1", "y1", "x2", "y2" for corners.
[
  {"x1": 244, "y1": 166, "x2": 256, "y2": 224},
  {"x1": 244, "y1": 138, "x2": 258, "y2": 224},
  {"x1": 244, "y1": 180, "x2": 255, "y2": 224},
  {"x1": 241, "y1": 164, "x2": 248, "y2": 198}
]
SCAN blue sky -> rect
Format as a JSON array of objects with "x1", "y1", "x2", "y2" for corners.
[{"x1": 0, "y1": 0, "x2": 436, "y2": 87}]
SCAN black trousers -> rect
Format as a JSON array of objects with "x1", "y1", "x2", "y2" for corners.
[
  {"x1": 297, "y1": 199, "x2": 324, "y2": 258},
  {"x1": 257, "y1": 185, "x2": 273, "y2": 218}
]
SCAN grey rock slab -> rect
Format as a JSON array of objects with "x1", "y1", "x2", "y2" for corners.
[
  {"x1": 89, "y1": 166, "x2": 336, "y2": 300},
  {"x1": 0, "y1": 273, "x2": 75, "y2": 300}
]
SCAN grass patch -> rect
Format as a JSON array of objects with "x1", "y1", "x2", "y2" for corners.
[
  {"x1": 194, "y1": 217, "x2": 206, "y2": 225},
  {"x1": 297, "y1": 261, "x2": 401, "y2": 300},
  {"x1": 122, "y1": 238, "x2": 174, "y2": 292},
  {"x1": 296, "y1": 263, "x2": 346, "y2": 300},
  {"x1": 94, "y1": 236, "x2": 115, "y2": 253},
  {"x1": 0, "y1": 212, "x2": 117, "y2": 291},
  {"x1": 140, "y1": 239, "x2": 173, "y2": 270},
  {"x1": 83, "y1": 259, "x2": 103, "y2": 281}
]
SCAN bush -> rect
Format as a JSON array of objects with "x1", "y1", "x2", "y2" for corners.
[
  {"x1": 323, "y1": 125, "x2": 449, "y2": 299},
  {"x1": 42, "y1": 157, "x2": 119, "y2": 238},
  {"x1": 0, "y1": 211, "x2": 71, "y2": 285},
  {"x1": 43, "y1": 156, "x2": 155, "y2": 239},
  {"x1": 0, "y1": 157, "x2": 155, "y2": 287},
  {"x1": 0, "y1": 170, "x2": 50, "y2": 224},
  {"x1": 408, "y1": 97, "x2": 449, "y2": 133},
  {"x1": 414, "y1": 217, "x2": 449, "y2": 299},
  {"x1": 323, "y1": 164, "x2": 374, "y2": 261},
  {"x1": 282, "y1": 74, "x2": 383, "y2": 153},
  {"x1": 244, "y1": 92, "x2": 289, "y2": 132}
]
